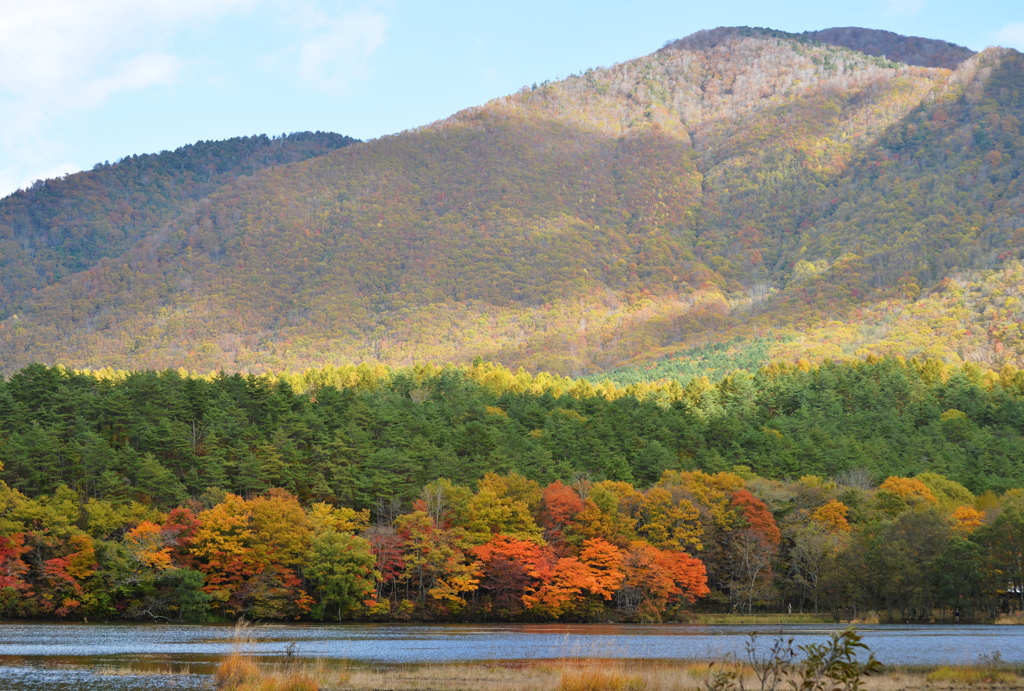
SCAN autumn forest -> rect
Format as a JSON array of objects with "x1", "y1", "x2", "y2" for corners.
[{"x1": 1, "y1": 358, "x2": 1023, "y2": 623}]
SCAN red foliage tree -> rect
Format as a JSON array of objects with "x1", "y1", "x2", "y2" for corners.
[
  {"x1": 730, "y1": 489, "x2": 781, "y2": 545},
  {"x1": 471, "y1": 535, "x2": 545, "y2": 612},
  {"x1": 539, "y1": 480, "x2": 584, "y2": 552},
  {"x1": 0, "y1": 533, "x2": 33, "y2": 613}
]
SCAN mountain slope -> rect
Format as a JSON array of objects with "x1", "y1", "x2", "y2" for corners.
[
  {"x1": 1, "y1": 29, "x2": 1021, "y2": 377},
  {"x1": 0, "y1": 132, "x2": 357, "y2": 316}
]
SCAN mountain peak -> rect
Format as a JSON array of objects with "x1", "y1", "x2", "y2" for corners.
[
  {"x1": 801, "y1": 27, "x2": 975, "y2": 69},
  {"x1": 662, "y1": 26, "x2": 975, "y2": 70}
]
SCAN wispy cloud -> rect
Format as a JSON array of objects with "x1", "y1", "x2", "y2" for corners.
[
  {"x1": 0, "y1": 0, "x2": 258, "y2": 195},
  {"x1": 0, "y1": 162, "x2": 80, "y2": 199},
  {"x1": 995, "y1": 22, "x2": 1024, "y2": 50},
  {"x1": 0, "y1": 0, "x2": 391, "y2": 196},
  {"x1": 0, "y1": 0, "x2": 251, "y2": 107},
  {"x1": 296, "y1": 4, "x2": 389, "y2": 92}
]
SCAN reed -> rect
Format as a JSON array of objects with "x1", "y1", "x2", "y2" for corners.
[
  {"x1": 97, "y1": 664, "x2": 192, "y2": 677},
  {"x1": 210, "y1": 624, "x2": 1018, "y2": 691},
  {"x1": 253, "y1": 658, "x2": 1024, "y2": 691},
  {"x1": 926, "y1": 651, "x2": 1022, "y2": 686},
  {"x1": 558, "y1": 662, "x2": 647, "y2": 691},
  {"x1": 926, "y1": 666, "x2": 1019, "y2": 684},
  {"x1": 212, "y1": 620, "x2": 348, "y2": 691}
]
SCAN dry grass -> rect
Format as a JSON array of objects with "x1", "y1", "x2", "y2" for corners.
[
  {"x1": 332, "y1": 659, "x2": 1024, "y2": 691},
  {"x1": 558, "y1": 667, "x2": 646, "y2": 691},
  {"x1": 927, "y1": 666, "x2": 1021, "y2": 685},
  {"x1": 211, "y1": 620, "x2": 1023, "y2": 691},
  {"x1": 215, "y1": 648, "x2": 262, "y2": 689},
  {"x1": 212, "y1": 620, "x2": 350, "y2": 691},
  {"x1": 97, "y1": 664, "x2": 192, "y2": 677},
  {"x1": 215, "y1": 654, "x2": 351, "y2": 691},
  {"x1": 343, "y1": 662, "x2": 557, "y2": 691}
]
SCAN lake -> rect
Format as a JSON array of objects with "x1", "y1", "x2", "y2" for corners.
[{"x1": 0, "y1": 622, "x2": 1020, "y2": 690}]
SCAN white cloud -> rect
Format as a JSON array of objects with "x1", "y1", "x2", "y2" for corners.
[
  {"x1": 297, "y1": 5, "x2": 388, "y2": 92},
  {"x1": 0, "y1": 0, "x2": 251, "y2": 105},
  {"x1": 0, "y1": 0, "x2": 391, "y2": 194},
  {"x1": 79, "y1": 54, "x2": 181, "y2": 109},
  {"x1": 0, "y1": 0, "x2": 257, "y2": 196},
  {"x1": 881, "y1": 0, "x2": 926, "y2": 17},
  {"x1": 995, "y1": 22, "x2": 1024, "y2": 50},
  {"x1": 0, "y1": 161, "x2": 80, "y2": 199}
]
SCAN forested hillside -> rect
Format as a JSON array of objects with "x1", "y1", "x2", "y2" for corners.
[{"x1": 1, "y1": 29, "x2": 1022, "y2": 379}]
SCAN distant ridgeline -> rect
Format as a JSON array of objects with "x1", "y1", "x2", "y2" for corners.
[
  {"x1": 0, "y1": 132, "x2": 357, "y2": 318},
  {"x1": 3, "y1": 356, "x2": 1024, "y2": 508}
]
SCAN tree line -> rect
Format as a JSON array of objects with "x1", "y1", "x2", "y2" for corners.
[{"x1": 0, "y1": 467, "x2": 1020, "y2": 623}]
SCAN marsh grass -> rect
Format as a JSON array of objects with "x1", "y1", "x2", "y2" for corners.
[
  {"x1": 213, "y1": 620, "x2": 350, "y2": 691},
  {"x1": 343, "y1": 661, "x2": 558, "y2": 691},
  {"x1": 994, "y1": 611, "x2": 1024, "y2": 625},
  {"x1": 211, "y1": 623, "x2": 1020, "y2": 691},
  {"x1": 925, "y1": 651, "x2": 1023, "y2": 686},
  {"x1": 557, "y1": 660, "x2": 647, "y2": 691},
  {"x1": 215, "y1": 657, "x2": 1024, "y2": 691},
  {"x1": 97, "y1": 663, "x2": 192, "y2": 677},
  {"x1": 926, "y1": 666, "x2": 1020, "y2": 684}
]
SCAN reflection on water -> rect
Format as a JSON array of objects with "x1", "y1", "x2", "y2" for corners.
[{"x1": 0, "y1": 622, "x2": 1021, "y2": 690}]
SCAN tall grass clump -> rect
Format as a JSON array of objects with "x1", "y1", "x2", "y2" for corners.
[
  {"x1": 213, "y1": 620, "x2": 343, "y2": 691},
  {"x1": 558, "y1": 662, "x2": 647, "y2": 691},
  {"x1": 215, "y1": 620, "x2": 262, "y2": 690}
]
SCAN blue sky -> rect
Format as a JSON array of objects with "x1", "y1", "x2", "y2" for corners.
[{"x1": 2, "y1": 0, "x2": 1023, "y2": 197}]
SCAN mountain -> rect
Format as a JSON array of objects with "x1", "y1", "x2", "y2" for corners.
[
  {"x1": 0, "y1": 132, "x2": 357, "y2": 313},
  {"x1": 1, "y1": 28, "x2": 1022, "y2": 378}
]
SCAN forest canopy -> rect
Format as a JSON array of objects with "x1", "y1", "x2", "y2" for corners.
[{"x1": 3, "y1": 357, "x2": 1024, "y2": 507}]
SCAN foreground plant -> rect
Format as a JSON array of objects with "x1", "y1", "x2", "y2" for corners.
[
  {"x1": 706, "y1": 627, "x2": 882, "y2": 691},
  {"x1": 213, "y1": 620, "x2": 346, "y2": 691}
]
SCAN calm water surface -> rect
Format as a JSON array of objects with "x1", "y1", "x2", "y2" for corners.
[{"x1": 0, "y1": 622, "x2": 1020, "y2": 690}]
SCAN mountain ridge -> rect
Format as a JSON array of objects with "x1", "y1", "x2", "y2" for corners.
[
  {"x1": 1, "y1": 28, "x2": 1022, "y2": 379},
  {"x1": 0, "y1": 131, "x2": 358, "y2": 316},
  {"x1": 663, "y1": 26, "x2": 976, "y2": 69}
]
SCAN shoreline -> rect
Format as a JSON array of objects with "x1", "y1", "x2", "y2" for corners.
[{"x1": 2, "y1": 612, "x2": 1020, "y2": 626}]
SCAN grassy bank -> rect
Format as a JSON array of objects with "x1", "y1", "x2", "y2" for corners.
[
  {"x1": 210, "y1": 657, "x2": 1024, "y2": 691},
  {"x1": 209, "y1": 622, "x2": 1023, "y2": 691}
]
